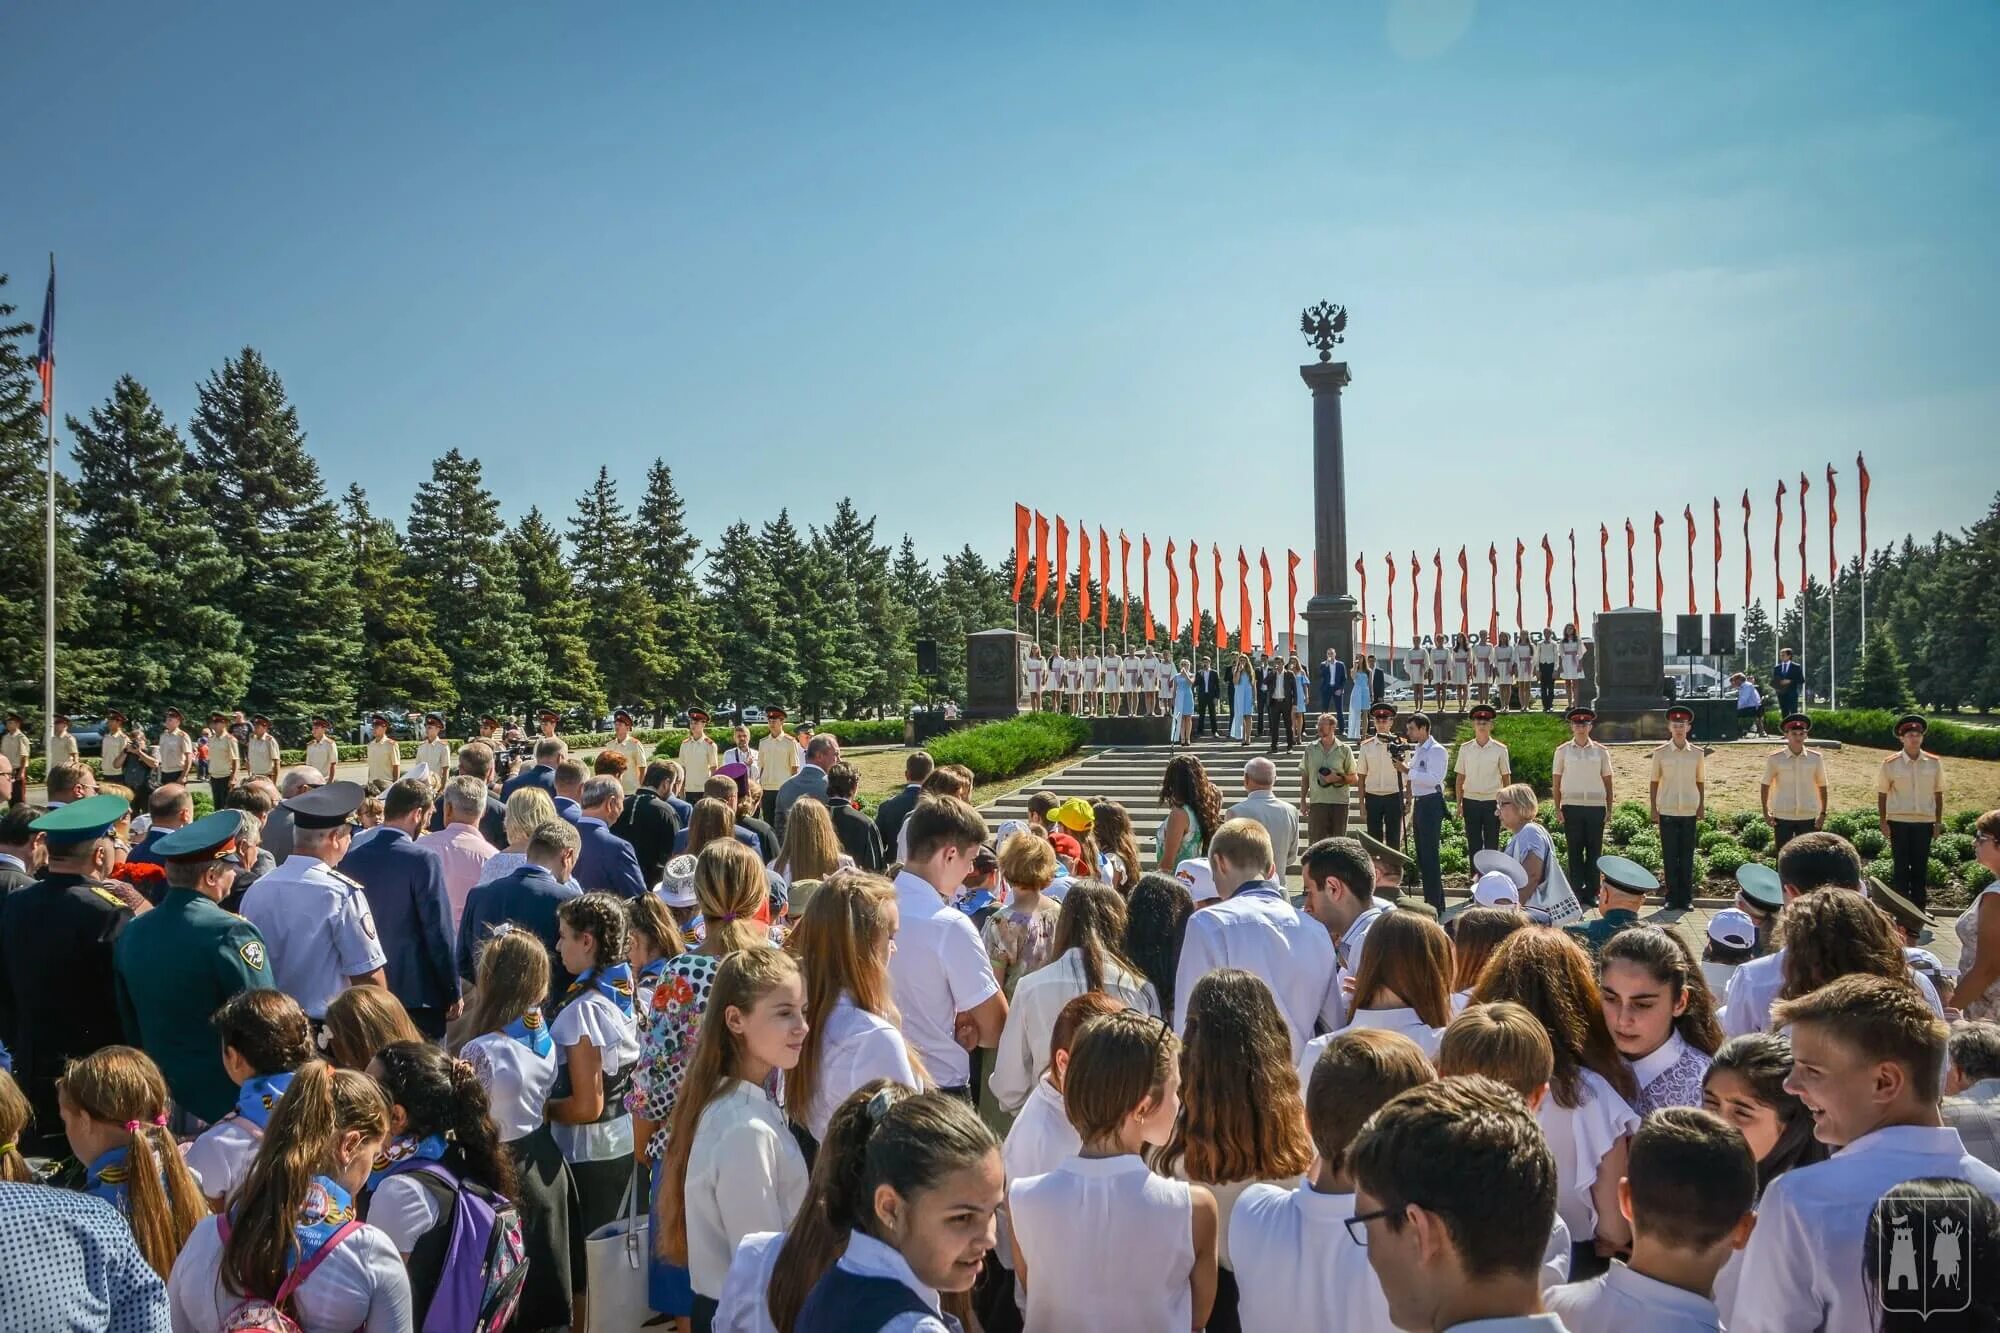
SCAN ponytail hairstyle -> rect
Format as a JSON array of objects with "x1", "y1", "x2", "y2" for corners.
[
  {"x1": 785, "y1": 872, "x2": 915, "y2": 1128},
  {"x1": 0, "y1": 1069, "x2": 34, "y2": 1183},
  {"x1": 456, "y1": 926, "x2": 552, "y2": 1052},
  {"x1": 370, "y1": 1042, "x2": 518, "y2": 1199},
  {"x1": 1048, "y1": 880, "x2": 1140, "y2": 996},
  {"x1": 658, "y1": 948, "x2": 805, "y2": 1262},
  {"x1": 625, "y1": 893, "x2": 686, "y2": 968},
  {"x1": 1601, "y1": 925, "x2": 1723, "y2": 1055},
  {"x1": 57, "y1": 1047, "x2": 206, "y2": 1277},
  {"x1": 693, "y1": 838, "x2": 769, "y2": 955},
  {"x1": 223, "y1": 1062, "x2": 390, "y2": 1307},
  {"x1": 1349, "y1": 910, "x2": 1456, "y2": 1028},
  {"x1": 212, "y1": 989, "x2": 313, "y2": 1076},
  {"x1": 1153, "y1": 969, "x2": 1314, "y2": 1184},
  {"x1": 323, "y1": 984, "x2": 424, "y2": 1072},
  {"x1": 768, "y1": 1083, "x2": 998, "y2": 1332},
  {"x1": 1091, "y1": 800, "x2": 1142, "y2": 893},
  {"x1": 557, "y1": 891, "x2": 630, "y2": 973}
]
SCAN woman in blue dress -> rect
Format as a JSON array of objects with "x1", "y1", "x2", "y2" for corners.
[
  {"x1": 1229, "y1": 653, "x2": 1256, "y2": 744},
  {"x1": 1171, "y1": 659, "x2": 1197, "y2": 747},
  {"x1": 1349, "y1": 653, "x2": 1374, "y2": 737}
]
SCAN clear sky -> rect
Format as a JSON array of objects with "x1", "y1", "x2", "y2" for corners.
[{"x1": 9, "y1": 2, "x2": 1995, "y2": 634}]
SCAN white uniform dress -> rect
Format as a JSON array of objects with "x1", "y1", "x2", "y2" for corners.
[
  {"x1": 464, "y1": 1022, "x2": 560, "y2": 1143},
  {"x1": 802, "y1": 994, "x2": 919, "y2": 1142},
  {"x1": 550, "y1": 990, "x2": 639, "y2": 1165},
  {"x1": 1448, "y1": 646, "x2": 1470, "y2": 687},
  {"x1": 1011, "y1": 1154, "x2": 1195, "y2": 1333},
  {"x1": 1560, "y1": 639, "x2": 1586, "y2": 680}
]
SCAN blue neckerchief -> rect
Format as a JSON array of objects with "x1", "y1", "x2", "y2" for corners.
[
  {"x1": 366, "y1": 1132, "x2": 448, "y2": 1192},
  {"x1": 504, "y1": 1007, "x2": 555, "y2": 1059},
  {"x1": 292, "y1": 1175, "x2": 360, "y2": 1263},
  {"x1": 85, "y1": 1145, "x2": 132, "y2": 1215},
  {"x1": 235, "y1": 1071, "x2": 294, "y2": 1131},
  {"x1": 638, "y1": 957, "x2": 668, "y2": 990},
  {"x1": 564, "y1": 962, "x2": 635, "y2": 1017}
]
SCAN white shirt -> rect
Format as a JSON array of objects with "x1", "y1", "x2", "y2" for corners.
[
  {"x1": 169, "y1": 1211, "x2": 413, "y2": 1333},
  {"x1": 1407, "y1": 737, "x2": 1451, "y2": 796},
  {"x1": 805, "y1": 993, "x2": 919, "y2": 1141},
  {"x1": 682, "y1": 1079, "x2": 810, "y2": 1299},
  {"x1": 463, "y1": 1025, "x2": 559, "y2": 1143},
  {"x1": 991, "y1": 948, "x2": 1158, "y2": 1113},
  {"x1": 714, "y1": 1231, "x2": 783, "y2": 1333},
  {"x1": 550, "y1": 990, "x2": 638, "y2": 1163},
  {"x1": 1732, "y1": 1124, "x2": 2000, "y2": 1333},
  {"x1": 1336, "y1": 903, "x2": 1386, "y2": 975},
  {"x1": 1722, "y1": 946, "x2": 1945, "y2": 1038},
  {"x1": 239, "y1": 855, "x2": 388, "y2": 1019},
  {"x1": 888, "y1": 870, "x2": 1003, "y2": 1089},
  {"x1": 823, "y1": 1229, "x2": 958, "y2": 1333},
  {"x1": 1547, "y1": 1260, "x2": 1720, "y2": 1333},
  {"x1": 1452, "y1": 1317, "x2": 1575, "y2": 1333},
  {"x1": 1232, "y1": 1185, "x2": 1394, "y2": 1333},
  {"x1": 1539, "y1": 1067, "x2": 1641, "y2": 1241},
  {"x1": 1175, "y1": 882, "x2": 1341, "y2": 1061},
  {"x1": 998, "y1": 1078, "x2": 1082, "y2": 1275},
  {"x1": 1011, "y1": 1155, "x2": 1194, "y2": 1333},
  {"x1": 1297, "y1": 1006, "x2": 1445, "y2": 1087},
  {"x1": 366, "y1": 1173, "x2": 443, "y2": 1255},
  {"x1": 184, "y1": 1118, "x2": 261, "y2": 1204}
]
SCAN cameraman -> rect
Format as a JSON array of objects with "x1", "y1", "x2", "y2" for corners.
[
  {"x1": 1299, "y1": 711, "x2": 1356, "y2": 841},
  {"x1": 1355, "y1": 703, "x2": 1408, "y2": 847}
]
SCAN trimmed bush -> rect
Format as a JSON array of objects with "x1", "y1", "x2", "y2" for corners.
[
  {"x1": 1825, "y1": 812, "x2": 1861, "y2": 840},
  {"x1": 1865, "y1": 855, "x2": 1896, "y2": 884},
  {"x1": 1966, "y1": 862, "x2": 1996, "y2": 892},
  {"x1": 1927, "y1": 857, "x2": 1952, "y2": 889},
  {"x1": 1706, "y1": 841, "x2": 1750, "y2": 876},
  {"x1": 1728, "y1": 810, "x2": 1765, "y2": 834},
  {"x1": 1950, "y1": 809, "x2": 1983, "y2": 835},
  {"x1": 1440, "y1": 844, "x2": 1470, "y2": 877},
  {"x1": 1935, "y1": 833, "x2": 1976, "y2": 865},
  {"x1": 1487, "y1": 714, "x2": 1567, "y2": 795},
  {"x1": 1852, "y1": 827, "x2": 1887, "y2": 859},
  {"x1": 1737, "y1": 819, "x2": 1774, "y2": 851},
  {"x1": 1607, "y1": 810, "x2": 1648, "y2": 846},
  {"x1": 1760, "y1": 709, "x2": 2000, "y2": 762},
  {"x1": 1698, "y1": 829, "x2": 1733, "y2": 853},
  {"x1": 1614, "y1": 800, "x2": 1652, "y2": 823},
  {"x1": 929, "y1": 713, "x2": 1089, "y2": 785}
]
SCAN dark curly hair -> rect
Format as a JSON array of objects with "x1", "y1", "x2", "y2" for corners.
[
  {"x1": 371, "y1": 1041, "x2": 518, "y2": 1202},
  {"x1": 558, "y1": 891, "x2": 630, "y2": 970},
  {"x1": 1123, "y1": 873, "x2": 1195, "y2": 1021},
  {"x1": 1157, "y1": 755, "x2": 1222, "y2": 854},
  {"x1": 1471, "y1": 928, "x2": 1637, "y2": 1108}
]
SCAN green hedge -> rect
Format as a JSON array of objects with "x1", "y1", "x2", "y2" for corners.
[
  {"x1": 1762, "y1": 709, "x2": 2000, "y2": 761},
  {"x1": 1478, "y1": 714, "x2": 1568, "y2": 796},
  {"x1": 929, "y1": 713, "x2": 1089, "y2": 784}
]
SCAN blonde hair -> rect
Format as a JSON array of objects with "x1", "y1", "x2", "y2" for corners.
[
  {"x1": 785, "y1": 873, "x2": 918, "y2": 1125},
  {"x1": 504, "y1": 787, "x2": 558, "y2": 846},
  {"x1": 997, "y1": 830, "x2": 1058, "y2": 892},
  {"x1": 1437, "y1": 1001, "x2": 1556, "y2": 1100},
  {"x1": 322, "y1": 986, "x2": 423, "y2": 1071},
  {"x1": 58, "y1": 1047, "x2": 206, "y2": 1277},
  {"x1": 1208, "y1": 816, "x2": 1274, "y2": 878},
  {"x1": 1499, "y1": 783, "x2": 1539, "y2": 817},
  {"x1": 0, "y1": 1070, "x2": 35, "y2": 1182},
  {"x1": 774, "y1": 799, "x2": 843, "y2": 884},
  {"x1": 695, "y1": 838, "x2": 770, "y2": 955}
]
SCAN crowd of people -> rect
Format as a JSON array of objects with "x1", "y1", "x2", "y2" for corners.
[{"x1": 0, "y1": 694, "x2": 1996, "y2": 1333}]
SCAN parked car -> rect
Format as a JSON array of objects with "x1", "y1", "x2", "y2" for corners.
[
  {"x1": 64, "y1": 717, "x2": 109, "y2": 755},
  {"x1": 352, "y1": 711, "x2": 422, "y2": 743},
  {"x1": 740, "y1": 704, "x2": 767, "y2": 725}
]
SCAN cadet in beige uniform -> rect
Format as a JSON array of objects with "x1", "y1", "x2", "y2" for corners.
[
  {"x1": 1552, "y1": 705, "x2": 1614, "y2": 904},
  {"x1": 47, "y1": 714, "x2": 80, "y2": 771},
  {"x1": 0, "y1": 712, "x2": 27, "y2": 806},
  {"x1": 755, "y1": 707, "x2": 800, "y2": 821},
  {"x1": 1453, "y1": 703, "x2": 1511, "y2": 859},
  {"x1": 1761, "y1": 712, "x2": 1826, "y2": 850},
  {"x1": 156, "y1": 708, "x2": 195, "y2": 784},
  {"x1": 1878, "y1": 713, "x2": 1946, "y2": 911},
  {"x1": 606, "y1": 709, "x2": 650, "y2": 794},
  {"x1": 303, "y1": 715, "x2": 340, "y2": 781},
  {"x1": 365, "y1": 714, "x2": 401, "y2": 786},
  {"x1": 678, "y1": 708, "x2": 719, "y2": 790},
  {"x1": 244, "y1": 714, "x2": 282, "y2": 786},
  {"x1": 203, "y1": 711, "x2": 241, "y2": 807},
  {"x1": 414, "y1": 713, "x2": 452, "y2": 780},
  {"x1": 98, "y1": 710, "x2": 130, "y2": 782},
  {"x1": 1649, "y1": 704, "x2": 1706, "y2": 909},
  {"x1": 1354, "y1": 703, "x2": 1407, "y2": 847}
]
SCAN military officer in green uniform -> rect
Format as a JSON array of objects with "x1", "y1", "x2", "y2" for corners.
[
  {"x1": 1733, "y1": 862, "x2": 1784, "y2": 952},
  {"x1": 113, "y1": 808, "x2": 274, "y2": 1127},
  {"x1": 1562, "y1": 854, "x2": 1658, "y2": 957},
  {"x1": 0, "y1": 794, "x2": 136, "y2": 1153}
]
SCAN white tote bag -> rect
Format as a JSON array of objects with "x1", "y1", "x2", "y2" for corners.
[
  {"x1": 584, "y1": 1165, "x2": 652, "y2": 1333},
  {"x1": 1532, "y1": 856, "x2": 1585, "y2": 927}
]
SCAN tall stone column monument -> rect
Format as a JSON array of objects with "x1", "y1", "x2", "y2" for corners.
[{"x1": 1300, "y1": 302, "x2": 1358, "y2": 671}]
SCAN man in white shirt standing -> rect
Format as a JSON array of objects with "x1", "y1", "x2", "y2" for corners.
[
  {"x1": 1404, "y1": 713, "x2": 1452, "y2": 913},
  {"x1": 156, "y1": 707, "x2": 194, "y2": 785},
  {"x1": 1650, "y1": 705, "x2": 1706, "y2": 909},
  {"x1": 1226, "y1": 756, "x2": 1300, "y2": 879},
  {"x1": 1732, "y1": 975, "x2": 2000, "y2": 1333},
  {"x1": 887, "y1": 796, "x2": 1008, "y2": 1099},
  {"x1": 755, "y1": 707, "x2": 801, "y2": 821},
  {"x1": 1553, "y1": 706, "x2": 1615, "y2": 908},
  {"x1": 1174, "y1": 818, "x2": 1341, "y2": 1061},
  {"x1": 1536, "y1": 630, "x2": 1561, "y2": 713}
]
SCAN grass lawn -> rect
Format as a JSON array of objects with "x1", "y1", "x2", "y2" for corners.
[{"x1": 1603, "y1": 741, "x2": 2000, "y2": 817}]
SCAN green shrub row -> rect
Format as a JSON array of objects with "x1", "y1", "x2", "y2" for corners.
[
  {"x1": 1763, "y1": 709, "x2": 2000, "y2": 761},
  {"x1": 1480, "y1": 714, "x2": 1568, "y2": 795},
  {"x1": 929, "y1": 713, "x2": 1090, "y2": 785}
]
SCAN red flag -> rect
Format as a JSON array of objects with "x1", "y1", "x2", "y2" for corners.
[
  {"x1": 1408, "y1": 552, "x2": 1420, "y2": 644},
  {"x1": 1432, "y1": 550, "x2": 1444, "y2": 639},
  {"x1": 1287, "y1": 551, "x2": 1302, "y2": 650},
  {"x1": 1120, "y1": 531, "x2": 1132, "y2": 639},
  {"x1": 1684, "y1": 505, "x2": 1697, "y2": 615},
  {"x1": 1054, "y1": 518, "x2": 1069, "y2": 611},
  {"x1": 1624, "y1": 519, "x2": 1636, "y2": 607},
  {"x1": 1190, "y1": 541, "x2": 1202, "y2": 639},
  {"x1": 1653, "y1": 512, "x2": 1665, "y2": 610},
  {"x1": 1140, "y1": 536, "x2": 1154, "y2": 642},
  {"x1": 1798, "y1": 472, "x2": 1810, "y2": 597},
  {"x1": 1541, "y1": 535, "x2": 1555, "y2": 629},
  {"x1": 1774, "y1": 481, "x2": 1787, "y2": 601},
  {"x1": 1033, "y1": 511, "x2": 1050, "y2": 609},
  {"x1": 1386, "y1": 554, "x2": 1399, "y2": 653},
  {"x1": 1857, "y1": 452, "x2": 1870, "y2": 560},
  {"x1": 1098, "y1": 528, "x2": 1111, "y2": 631},
  {"x1": 1163, "y1": 539, "x2": 1177, "y2": 641},
  {"x1": 1599, "y1": 525, "x2": 1610, "y2": 613},
  {"x1": 1826, "y1": 465, "x2": 1838, "y2": 584},
  {"x1": 1012, "y1": 504, "x2": 1030, "y2": 603},
  {"x1": 1259, "y1": 550, "x2": 1273, "y2": 657},
  {"x1": 1078, "y1": 524, "x2": 1092, "y2": 626},
  {"x1": 1357, "y1": 554, "x2": 1369, "y2": 642},
  {"x1": 1741, "y1": 490, "x2": 1752, "y2": 606},
  {"x1": 1213, "y1": 547, "x2": 1227, "y2": 651},
  {"x1": 1513, "y1": 539, "x2": 1525, "y2": 632},
  {"x1": 1712, "y1": 498, "x2": 1723, "y2": 615},
  {"x1": 1568, "y1": 530, "x2": 1579, "y2": 630},
  {"x1": 1456, "y1": 547, "x2": 1469, "y2": 637},
  {"x1": 1487, "y1": 543, "x2": 1499, "y2": 641},
  {"x1": 1237, "y1": 548, "x2": 1252, "y2": 655}
]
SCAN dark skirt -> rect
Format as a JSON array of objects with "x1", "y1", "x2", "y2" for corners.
[
  {"x1": 569, "y1": 1151, "x2": 638, "y2": 1238},
  {"x1": 509, "y1": 1123, "x2": 584, "y2": 1332}
]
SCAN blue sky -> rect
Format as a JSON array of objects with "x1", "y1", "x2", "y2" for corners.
[{"x1": 8, "y1": 2, "x2": 1995, "y2": 633}]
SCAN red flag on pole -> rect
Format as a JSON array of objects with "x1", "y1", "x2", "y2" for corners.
[
  {"x1": 1408, "y1": 552, "x2": 1420, "y2": 644},
  {"x1": 1237, "y1": 549, "x2": 1252, "y2": 655},
  {"x1": 1140, "y1": 535, "x2": 1153, "y2": 642},
  {"x1": 1190, "y1": 541, "x2": 1202, "y2": 640},
  {"x1": 1624, "y1": 520, "x2": 1637, "y2": 607},
  {"x1": 1741, "y1": 491, "x2": 1752, "y2": 606},
  {"x1": 1684, "y1": 505, "x2": 1697, "y2": 615},
  {"x1": 1033, "y1": 511, "x2": 1050, "y2": 609},
  {"x1": 1386, "y1": 553, "x2": 1398, "y2": 654},
  {"x1": 1541, "y1": 535, "x2": 1555, "y2": 629},
  {"x1": 1774, "y1": 481, "x2": 1787, "y2": 601},
  {"x1": 1826, "y1": 465, "x2": 1838, "y2": 584},
  {"x1": 1357, "y1": 554, "x2": 1369, "y2": 643},
  {"x1": 1513, "y1": 539, "x2": 1525, "y2": 632},
  {"x1": 1213, "y1": 547, "x2": 1227, "y2": 651},
  {"x1": 1162, "y1": 539, "x2": 1176, "y2": 641},
  {"x1": 1857, "y1": 452, "x2": 1870, "y2": 558},
  {"x1": 1568, "y1": 530, "x2": 1579, "y2": 630},
  {"x1": 1432, "y1": 550, "x2": 1444, "y2": 639},
  {"x1": 1259, "y1": 551, "x2": 1273, "y2": 657},
  {"x1": 1712, "y1": 498, "x2": 1723, "y2": 615},
  {"x1": 1487, "y1": 544, "x2": 1499, "y2": 641},
  {"x1": 1798, "y1": 472, "x2": 1810, "y2": 598},
  {"x1": 1653, "y1": 512, "x2": 1665, "y2": 610},
  {"x1": 1599, "y1": 525, "x2": 1610, "y2": 613},
  {"x1": 1457, "y1": 547, "x2": 1469, "y2": 637},
  {"x1": 1098, "y1": 528, "x2": 1111, "y2": 632},
  {"x1": 1012, "y1": 504, "x2": 1030, "y2": 603},
  {"x1": 1288, "y1": 551, "x2": 1302, "y2": 649},
  {"x1": 1078, "y1": 525, "x2": 1092, "y2": 626},
  {"x1": 1054, "y1": 518, "x2": 1069, "y2": 611},
  {"x1": 1120, "y1": 531, "x2": 1132, "y2": 638}
]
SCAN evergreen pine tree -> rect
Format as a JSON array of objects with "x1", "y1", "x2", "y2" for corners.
[
  {"x1": 888, "y1": 537, "x2": 932, "y2": 707},
  {"x1": 1739, "y1": 600, "x2": 1775, "y2": 677},
  {"x1": 185, "y1": 348, "x2": 358, "y2": 723},
  {"x1": 569, "y1": 468, "x2": 669, "y2": 711},
  {"x1": 66, "y1": 376, "x2": 251, "y2": 715},
  {"x1": 705, "y1": 521, "x2": 799, "y2": 709},
  {"x1": 635, "y1": 460, "x2": 722, "y2": 704},
  {"x1": 509, "y1": 507, "x2": 602, "y2": 720},
  {"x1": 763, "y1": 510, "x2": 826, "y2": 715},
  {"x1": 405, "y1": 449, "x2": 543, "y2": 714},
  {"x1": 0, "y1": 273, "x2": 90, "y2": 718},
  {"x1": 820, "y1": 499, "x2": 902, "y2": 716},
  {"x1": 1849, "y1": 624, "x2": 1916, "y2": 712},
  {"x1": 341, "y1": 486, "x2": 456, "y2": 714}
]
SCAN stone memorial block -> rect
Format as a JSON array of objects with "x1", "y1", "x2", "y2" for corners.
[
  {"x1": 1593, "y1": 608, "x2": 1664, "y2": 711},
  {"x1": 966, "y1": 629, "x2": 1026, "y2": 718}
]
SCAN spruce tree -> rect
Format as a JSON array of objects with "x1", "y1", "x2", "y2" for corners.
[
  {"x1": 0, "y1": 273, "x2": 90, "y2": 718},
  {"x1": 185, "y1": 348, "x2": 358, "y2": 723},
  {"x1": 341, "y1": 486, "x2": 456, "y2": 714},
  {"x1": 820, "y1": 499, "x2": 902, "y2": 715},
  {"x1": 569, "y1": 468, "x2": 669, "y2": 710},
  {"x1": 704, "y1": 520, "x2": 799, "y2": 709},
  {"x1": 405, "y1": 449, "x2": 542, "y2": 714},
  {"x1": 888, "y1": 537, "x2": 933, "y2": 707},
  {"x1": 1849, "y1": 624, "x2": 1915, "y2": 712},
  {"x1": 635, "y1": 460, "x2": 721, "y2": 704},
  {"x1": 1739, "y1": 600, "x2": 1775, "y2": 676},
  {"x1": 509, "y1": 507, "x2": 600, "y2": 719},
  {"x1": 763, "y1": 510, "x2": 826, "y2": 716},
  {"x1": 66, "y1": 376, "x2": 251, "y2": 715},
  {"x1": 804, "y1": 517, "x2": 868, "y2": 715}
]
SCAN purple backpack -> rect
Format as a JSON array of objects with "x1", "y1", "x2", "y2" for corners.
[{"x1": 380, "y1": 1161, "x2": 528, "y2": 1333}]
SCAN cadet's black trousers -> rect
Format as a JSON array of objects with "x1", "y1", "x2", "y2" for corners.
[
  {"x1": 1365, "y1": 791, "x2": 1404, "y2": 847},
  {"x1": 1660, "y1": 814, "x2": 1698, "y2": 908},
  {"x1": 1562, "y1": 804, "x2": 1606, "y2": 906},
  {"x1": 1462, "y1": 799, "x2": 1500, "y2": 860},
  {"x1": 1539, "y1": 664, "x2": 1557, "y2": 710},
  {"x1": 1774, "y1": 818, "x2": 1818, "y2": 851},
  {"x1": 1889, "y1": 820, "x2": 1935, "y2": 910}
]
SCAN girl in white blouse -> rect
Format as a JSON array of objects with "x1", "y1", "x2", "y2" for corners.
[
  {"x1": 660, "y1": 948, "x2": 812, "y2": 1328},
  {"x1": 457, "y1": 927, "x2": 578, "y2": 1333},
  {"x1": 547, "y1": 892, "x2": 642, "y2": 1234},
  {"x1": 1599, "y1": 926, "x2": 1721, "y2": 1116},
  {"x1": 787, "y1": 872, "x2": 921, "y2": 1147},
  {"x1": 186, "y1": 990, "x2": 314, "y2": 1211},
  {"x1": 1296, "y1": 910, "x2": 1455, "y2": 1083},
  {"x1": 168, "y1": 1061, "x2": 413, "y2": 1333}
]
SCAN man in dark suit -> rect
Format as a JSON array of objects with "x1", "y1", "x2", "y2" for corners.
[
  {"x1": 500, "y1": 737, "x2": 564, "y2": 801},
  {"x1": 825, "y1": 762, "x2": 886, "y2": 872},
  {"x1": 428, "y1": 740, "x2": 509, "y2": 847},
  {"x1": 338, "y1": 778, "x2": 457, "y2": 1039},
  {"x1": 1772, "y1": 647, "x2": 1805, "y2": 717},
  {"x1": 457, "y1": 818, "x2": 581, "y2": 1008},
  {"x1": 1195, "y1": 658, "x2": 1222, "y2": 737},
  {"x1": 614, "y1": 760, "x2": 683, "y2": 885},
  {"x1": 1253, "y1": 654, "x2": 1273, "y2": 738},
  {"x1": 1319, "y1": 648, "x2": 1349, "y2": 722},
  {"x1": 572, "y1": 776, "x2": 646, "y2": 899},
  {"x1": 0, "y1": 804, "x2": 43, "y2": 893},
  {"x1": 873, "y1": 751, "x2": 934, "y2": 852},
  {"x1": 774, "y1": 733, "x2": 840, "y2": 840}
]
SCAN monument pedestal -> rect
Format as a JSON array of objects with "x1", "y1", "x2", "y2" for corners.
[
  {"x1": 1590, "y1": 608, "x2": 1669, "y2": 742},
  {"x1": 1301, "y1": 357, "x2": 1357, "y2": 668},
  {"x1": 964, "y1": 628, "x2": 1028, "y2": 721}
]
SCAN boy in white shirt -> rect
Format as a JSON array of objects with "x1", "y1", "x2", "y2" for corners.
[
  {"x1": 1732, "y1": 974, "x2": 2000, "y2": 1333},
  {"x1": 1234, "y1": 1027, "x2": 1435, "y2": 1333},
  {"x1": 1546, "y1": 1107, "x2": 1756, "y2": 1333},
  {"x1": 887, "y1": 797, "x2": 1009, "y2": 1096}
]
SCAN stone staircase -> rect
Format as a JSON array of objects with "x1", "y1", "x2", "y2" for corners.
[{"x1": 980, "y1": 725, "x2": 1357, "y2": 875}]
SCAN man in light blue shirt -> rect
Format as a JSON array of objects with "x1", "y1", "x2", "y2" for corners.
[
  {"x1": 240, "y1": 781, "x2": 388, "y2": 1020},
  {"x1": 1402, "y1": 713, "x2": 1452, "y2": 913}
]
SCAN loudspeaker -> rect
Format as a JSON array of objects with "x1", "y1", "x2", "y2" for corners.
[
  {"x1": 1708, "y1": 613, "x2": 1737, "y2": 656},
  {"x1": 1663, "y1": 675, "x2": 1679, "y2": 701},
  {"x1": 915, "y1": 639, "x2": 940, "y2": 675},
  {"x1": 1675, "y1": 614, "x2": 1703, "y2": 657}
]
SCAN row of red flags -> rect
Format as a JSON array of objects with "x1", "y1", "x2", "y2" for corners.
[{"x1": 1011, "y1": 455, "x2": 1869, "y2": 654}]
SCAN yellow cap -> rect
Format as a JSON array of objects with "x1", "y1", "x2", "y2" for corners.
[{"x1": 1052, "y1": 797, "x2": 1096, "y2": 832}]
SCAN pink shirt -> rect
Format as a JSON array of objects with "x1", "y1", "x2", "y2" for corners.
[{"x1": 415, "y1": 822, "x2": 497, "y2": 927}]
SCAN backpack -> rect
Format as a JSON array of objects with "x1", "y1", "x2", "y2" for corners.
[
  {"x1": 384, "y1": 1161, "x2": 529, "y2": 1333},
  {"x1": 214, "y1": 1214, "x2": 362, "y2": 1333}
]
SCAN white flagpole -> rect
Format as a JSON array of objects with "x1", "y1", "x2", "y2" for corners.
[{"x1": 42, "y1": 254, "x2": 56, "y2": 760}]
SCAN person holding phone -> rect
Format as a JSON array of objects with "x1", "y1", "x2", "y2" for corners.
[{"x1": 1300, "y1": 712, "x2": 1356, "y2": 842}]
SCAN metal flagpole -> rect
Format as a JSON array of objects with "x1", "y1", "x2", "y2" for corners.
[{"x1": 42, "y1": 254, "x2": 56, "y2": 760}]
